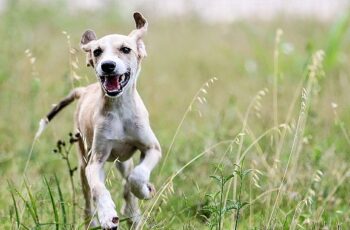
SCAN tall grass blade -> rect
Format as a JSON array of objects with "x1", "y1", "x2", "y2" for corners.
[
  {"x1": 44, "y1": 177, "x2": 59, "y2": 230},
  {"x1": 24, "y1": 180, "x2": 40, "y2": 226},
  {"x1": 90, "y1": 226, "x2": 102, "y2": 230},
  {"x1": 54, "y1": 174, "x2": 67, "y2": 226},
  {"x1": 8, "y1": 181, "x2": 20, "y2": 229},
  {"x1": 13, "y1": 185, "x2": 39, "y2": 226},
  {"x1": 20, "y1": 223, "x2": 31, "y2": 230}
]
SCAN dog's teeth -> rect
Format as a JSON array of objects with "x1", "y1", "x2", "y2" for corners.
[{"x1": 120, "y1": 75, "x2": 125, "y2": 82}]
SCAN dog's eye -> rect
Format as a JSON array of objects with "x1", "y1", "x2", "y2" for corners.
[
  {"x1": 120, "y1": 47, "x2": 131, "y2": 54},
  {"x1": 93, "y1": 48, "x2": 102, "y2": 57}
]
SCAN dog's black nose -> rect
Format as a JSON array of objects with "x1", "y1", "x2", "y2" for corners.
[{"x1": 101, "y1": 61, "x2": 116, "y2": 73}]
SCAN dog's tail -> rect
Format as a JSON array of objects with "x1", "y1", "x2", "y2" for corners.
[{"x1": 35, "y1": 87, "x2": 85, "y2": 139}]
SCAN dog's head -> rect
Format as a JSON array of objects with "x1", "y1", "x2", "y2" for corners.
[{"x1": 80, "y1": 12, "x2": 148, "y2": 97}]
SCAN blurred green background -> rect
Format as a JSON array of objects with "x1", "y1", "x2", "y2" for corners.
[{"x1": 1, "y1": 0, "x2": 350, "y2": 229}]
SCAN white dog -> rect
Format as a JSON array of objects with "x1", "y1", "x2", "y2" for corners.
[{"x1": 37, "y1": 12, "x2": 161, "y2": 229}]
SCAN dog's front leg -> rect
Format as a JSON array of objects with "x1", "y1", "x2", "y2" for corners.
[
  {"x1": 128, "y1": 132, "x2": 161, "y2": 200},
  {"x1": 86, "y1": 139, "x2": 119, "y2": 229}
]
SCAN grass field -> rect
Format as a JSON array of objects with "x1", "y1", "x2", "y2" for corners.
[{"x1": 1, "y1": 1, "x2": 350, "y2": 229}]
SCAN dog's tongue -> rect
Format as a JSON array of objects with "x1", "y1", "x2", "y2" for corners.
[{"x1": 104, "y1": 76, "x2": 120, "y2": 91}]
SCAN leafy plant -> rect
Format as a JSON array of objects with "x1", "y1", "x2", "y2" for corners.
[{"x1": 203, "y1": 164, "x2": 250, "y2": 230}]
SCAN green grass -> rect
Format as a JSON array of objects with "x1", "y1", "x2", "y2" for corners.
[{"x1": 1, "y1": 1, "x2": 350, "y2": 229}]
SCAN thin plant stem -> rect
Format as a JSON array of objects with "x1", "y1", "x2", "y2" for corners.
[
  {"x1": 62, "y1": 31, "x2": 76, "y2": 89},
  {"x1": 55, "y1": 137, "x2": 78, "y2": 228},
  {"x1": 159, "y1": 78, "x2": 217, "y2": 175},
  {"x1": 234, "y1": 170, "x2": 243, "y2": 230},
  {"x1": 267, "y1": 50, "x2": 324, "y2": 227},
  {"x1": 63, "y1": 145, "x2": 77, "y2": 227},
  {"x1": 232, "y1": 90, "x2": 264, "y2": 206},
  {"x1": 273, "y1": 29, "x2": 283, "y2": 154},
  {"x1": 219, "y1": 171, "x2": 224, "y2": 230}
]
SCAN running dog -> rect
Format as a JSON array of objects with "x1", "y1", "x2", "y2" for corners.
[{"x1": 37, "y1": 12, "x2": 161, "y2": 229}]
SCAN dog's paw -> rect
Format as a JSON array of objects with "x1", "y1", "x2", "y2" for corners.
[
  {"x1": 98, "y1": 208, "x2": 119, "y2": 229},
  {"x1": 128, "y1": 166, "x2": 155, "y2": 200},
  {"x1": 132, "y1": 181, "x2": 156, "y2": 200},
  {"x1": 96, "y1": 195, "x2": 119, "y2": 229}
]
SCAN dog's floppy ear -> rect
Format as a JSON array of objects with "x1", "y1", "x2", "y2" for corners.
[
  {"x1": 129, "y1": 12, "x2": 148, "y2": 59},
  {"x1": 80, "y1": 30, "x2": 97, "y2": 67}
]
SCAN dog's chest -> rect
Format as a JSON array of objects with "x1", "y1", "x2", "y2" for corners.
[
  {"x1": 102, "y1": 111, "x2": 145, "y2": 161},
  {"x1": 103, "y1": 110, "x2": 143, "y2": 140}
]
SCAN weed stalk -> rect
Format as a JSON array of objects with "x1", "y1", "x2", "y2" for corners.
[{"x1": 53, "y1": 132, "x2": 80, "y2": 228}]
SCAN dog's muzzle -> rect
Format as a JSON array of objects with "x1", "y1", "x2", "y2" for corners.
[{"x1": 99, "y1": 71, "x2": 130, "y2": 97}]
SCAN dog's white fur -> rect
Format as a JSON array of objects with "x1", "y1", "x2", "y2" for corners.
[{"x1": 38, "y1": 13, "x2": 161, "y2": 229}]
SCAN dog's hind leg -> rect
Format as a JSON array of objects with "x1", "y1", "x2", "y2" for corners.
[
  {"x1": 77, "y1": 138, "x2": 97, "y2": 228},
  {"x1": 116, "y1": 159, "x2": 141, "y2": 227}
]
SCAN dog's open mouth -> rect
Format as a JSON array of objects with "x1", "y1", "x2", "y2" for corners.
[{"x1": 99, "y1": 72, "x2": 130, "y2": 97}]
